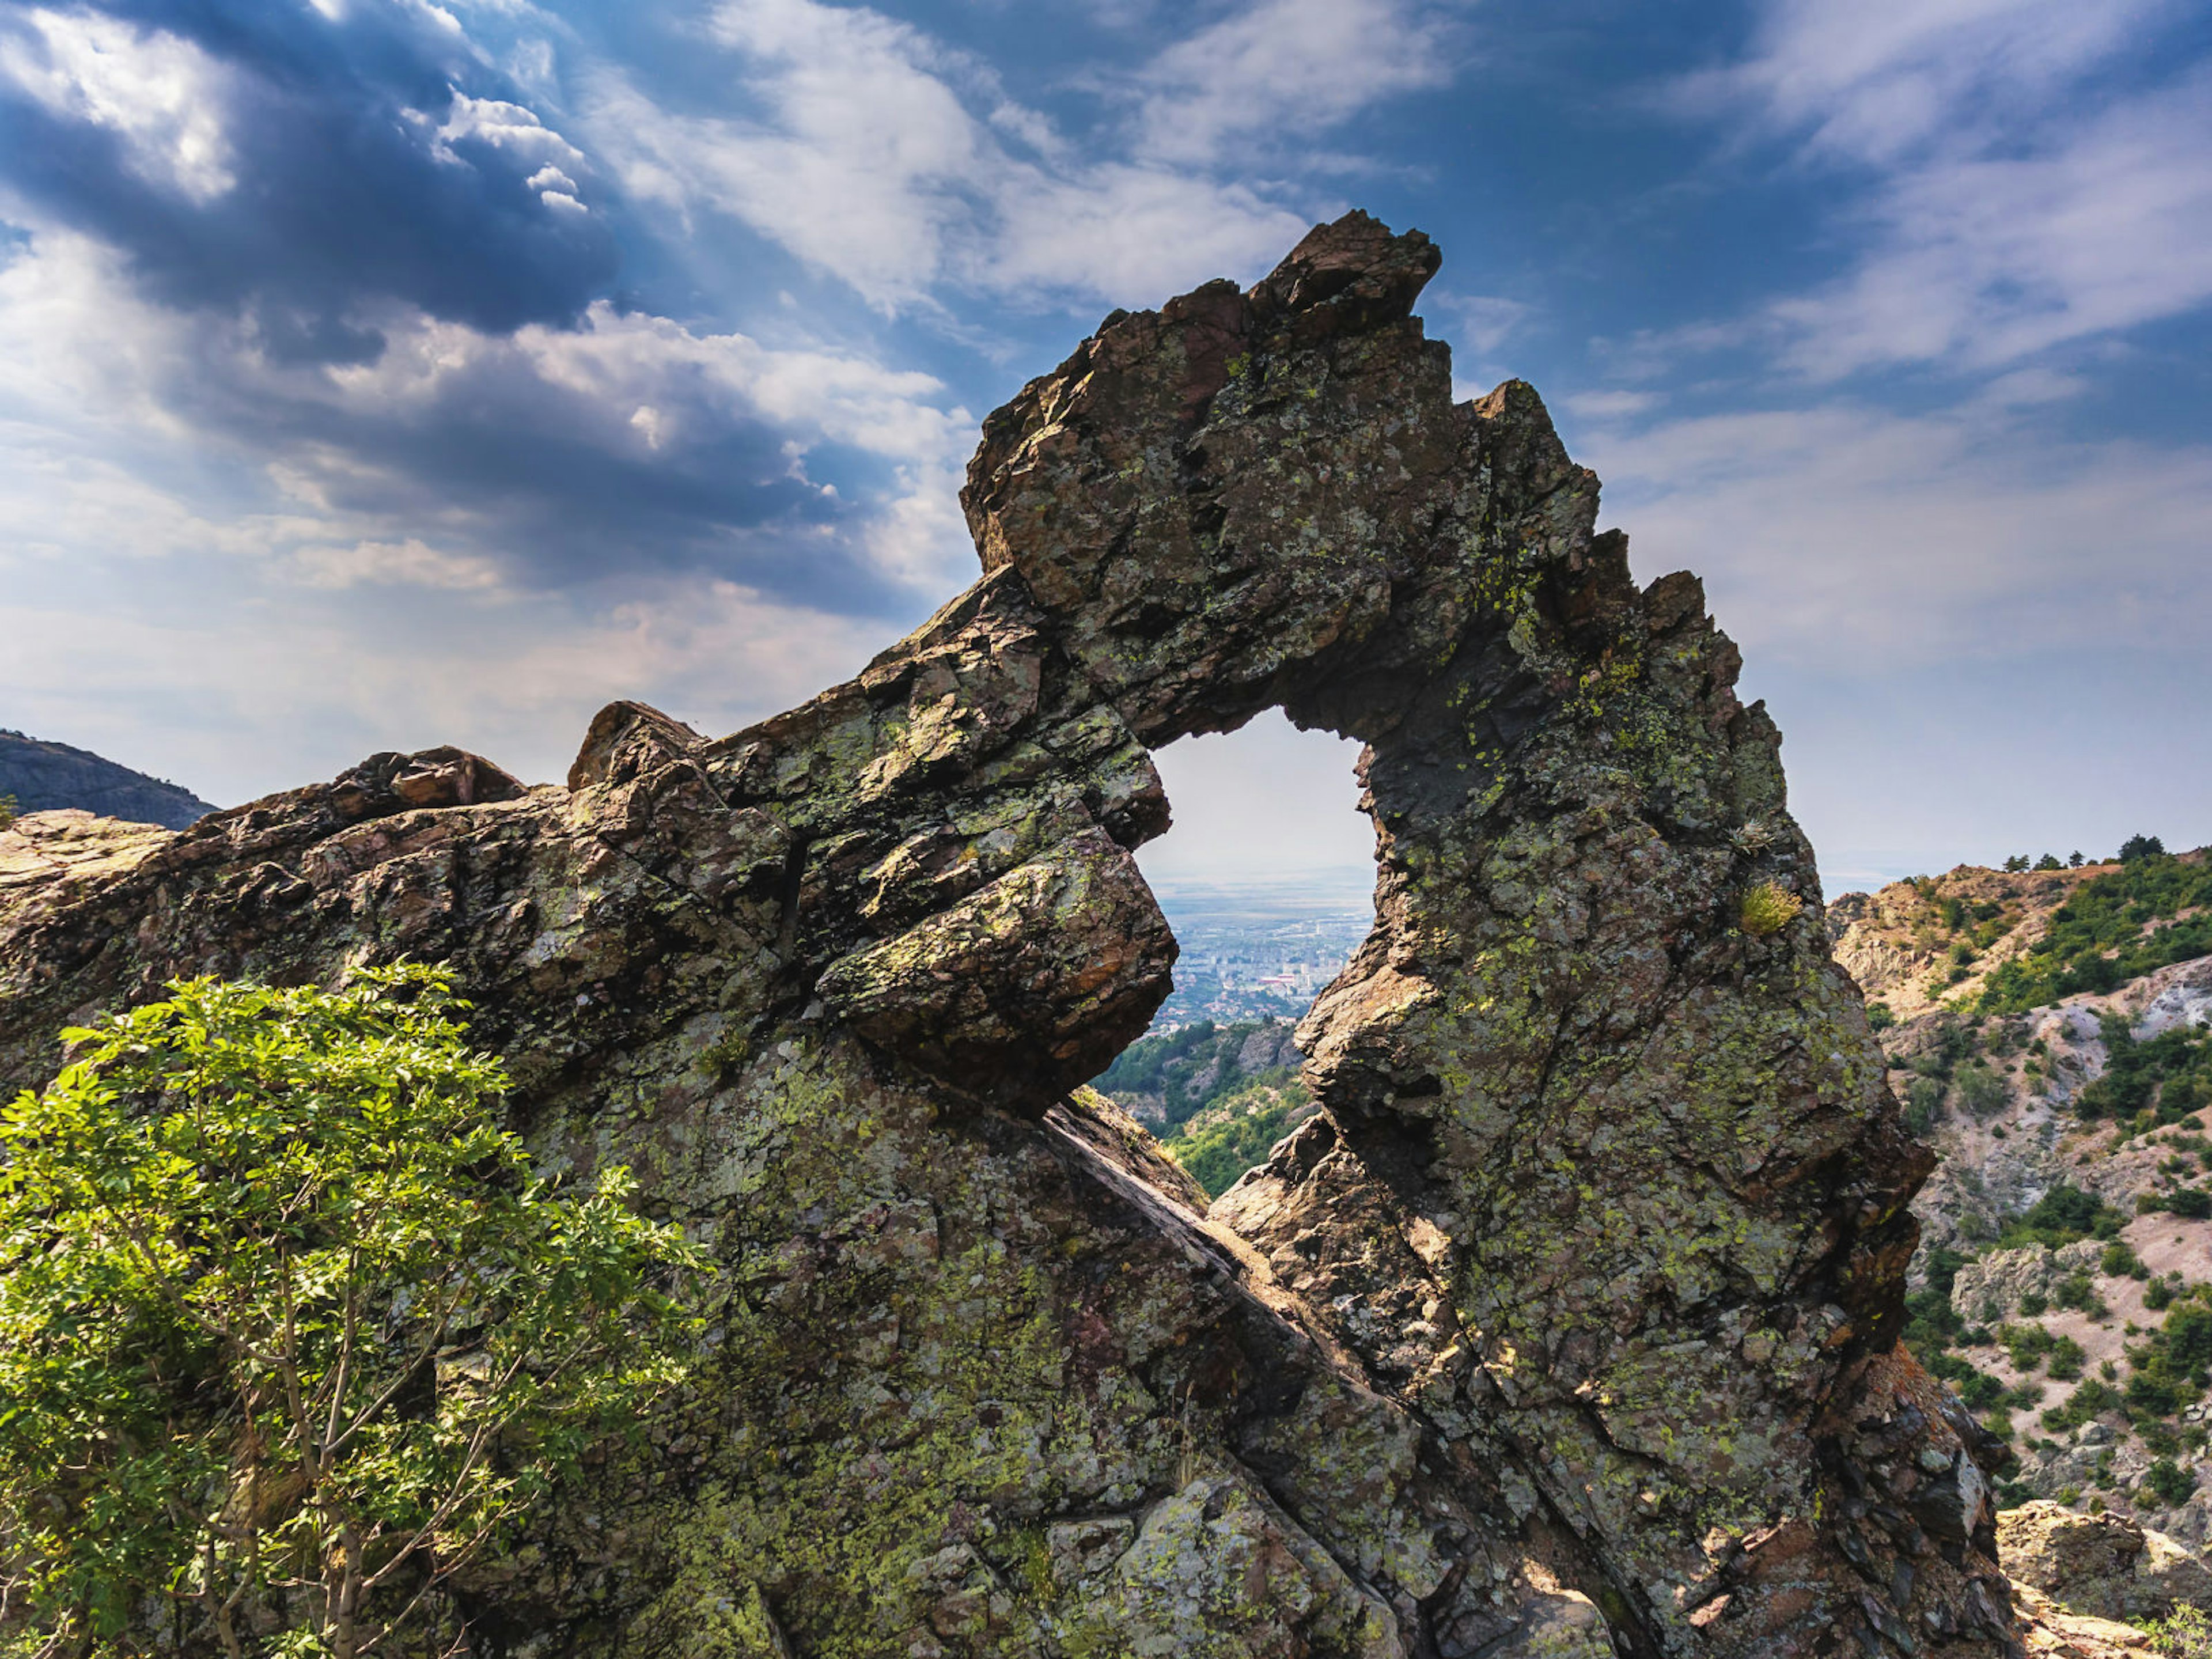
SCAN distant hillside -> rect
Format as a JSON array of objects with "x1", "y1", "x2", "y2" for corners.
[
  {"x1": 1088, "y1": 1017, "x2": 1315, "y2": 1198},
  {"x1": 1832, "y1": 845, "x2": 2212, "y2": 1547},
  {"x1": 0, "y1": 729, "x2": 217, "y2": 830}
]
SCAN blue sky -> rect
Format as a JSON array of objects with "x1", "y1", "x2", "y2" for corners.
[{"x1": 1, "y1": 0, "x2": 2207, "y2": 894}]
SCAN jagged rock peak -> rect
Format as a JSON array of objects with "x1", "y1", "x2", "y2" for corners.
[{"x1": 0, "y1": 213, "x2": 2035, "y2": 1657}]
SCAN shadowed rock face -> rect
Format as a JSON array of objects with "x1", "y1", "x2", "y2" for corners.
[{"x1": 0, "y1": 214, "x2": 2019, "y2": 1658}]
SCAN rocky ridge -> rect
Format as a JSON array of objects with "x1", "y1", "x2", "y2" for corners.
[{"x1": 0, "y1": 215, "x2": 2040, "y2": 1657}]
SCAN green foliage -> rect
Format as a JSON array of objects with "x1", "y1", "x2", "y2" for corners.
[
  {"x1": 1092, "y1": 1020, "x2": 1292, "y2": 1134},
  {"x1": 2145, "y1": 1187, "x2": 2212, "y2": 1221},
  {"x1": 2122, "y1": 835, "x2": 2169, "y2": 863},
  {"x1": 1904, "y1": 1075, "x2": 1944, "y2": 1135},
  {"x1": 0, "y1": 793, "x2": 15, "y2": 830},
  {"x1": 2102, "y1": 1241, "x2": 2148, "y2": 1280},
  {"x1": 1976, "y1": 852, "x2": 2212, "y2": 1013},
  {"x1": 2034, "y1": 854, "x2": 2065, "y2": 873},
  {"x1": 2079, "y1": 1017, "x2": 2212, "y2": 1127},
  {"x1": 1865, "y1": 1001, "x2": 1895, "y2": 1032},
  {"x1": 2145, "y1": 1457, "x2": 2199, "y2": 1508},
  {"x1": 1998, "y1": 1184, "x2": 2126, "y2": 1251},
  {"x1": 2040, "y1": 1378, "x2": 2123, "y2": 1432},
  {"x1": 2145, "y1": 1603, "x2": 2212, "y2": 1658},
  {"x1": 2003, "y1": 855, "x2": 2031, "y2": 873},
  {"x1": 1737, "y1": 881, "x2": 1804, "y2": 937},
  {"x1": 2047, "y1": 1334, "x2": 2088, "y2": 1381},
  {"x1": 0, "y1": 967, "x2": 704, "y2": 1659},
  {"x1": 1164, "y1": 1078, "x2": 1314, "y2": 1199},
  {"x1": 1954, "y1": 1061, "x2": 2008, "y2": 1116}
]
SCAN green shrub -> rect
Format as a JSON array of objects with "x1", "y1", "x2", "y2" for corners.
[
  {"x1": 1739, "y1": 881, "x2": 1805, "y2": 937},
  {"x1": 2145, "y1": 1603, "x2": 2212, "y2": 1658},
  {"x1": 1906, "y1": 1075, "x2": 1945, "y2": 1135},
  {"x1": 2055, "y1": 1274, "x2": 2104, "y2": 1316},
  {"x1": 2104, "y1": 1241, "x2": 2148, "y2": 1279},
  {"x1": 2048, "y1": 1335, "x2": 2088, "y2": 1381},
  {"x1": 0, "y1": 793, "x2": 16, "y2": 830},
  {"x1": 0, "y1": 968, "x2": 704, "y2": 1658},
  {"x1": 1956, "y1": 1062, "x2": 2008, "y2": 1115}
]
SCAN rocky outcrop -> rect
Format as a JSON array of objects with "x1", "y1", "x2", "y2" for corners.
[
  {"x1": 0, "y1": 728, "x2": 217, "y2": 828},
  {"x1": 1999, "y1": 1502, "x2": 2212, "y2": 1626},
  {"x1": 0, "y1": 214, "x2": 2021, "y2": 1656}
]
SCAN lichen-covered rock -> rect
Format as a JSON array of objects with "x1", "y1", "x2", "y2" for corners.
[
  {"x1": 0, "y1": 213, "x2": 2029, "y2": 1656},
  {"x1": 1998, "y1": 1501, "x2": 2212, "y2": 1626}
]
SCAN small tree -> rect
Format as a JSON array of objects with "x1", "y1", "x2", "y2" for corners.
[
  {"x1": 0, "y1": 794, "x2": 16, "y2": 830},
  {"x1": 2120, "y1": 834, "x2": 2168, "y2": 863},
  {"x1": 0, "y1": 966, "x2": 704, "y2": 1658}
]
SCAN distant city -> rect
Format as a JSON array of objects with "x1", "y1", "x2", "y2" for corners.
[{"x1": 1141, "y1": 866, "x2": 1375, "y2": 1029}]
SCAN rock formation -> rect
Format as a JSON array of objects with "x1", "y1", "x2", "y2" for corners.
[{"x1": 0, "y1": 214, "x2": 2027, "y2": 1656}]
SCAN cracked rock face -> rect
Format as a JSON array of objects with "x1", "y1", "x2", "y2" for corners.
[{"x1": 0, "y1": 213, "x2": 2020, "y2": 1658}]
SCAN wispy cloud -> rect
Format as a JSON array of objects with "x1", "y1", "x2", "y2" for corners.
[
  {"x1": 1672, "y1": 0, "x2": 2212, "y2": 378},
  {"x1": 1573, "y1": 397, "x2": 2212, "y2": 671},
  {"x1": 1124, "y1": 0, "x2": 1463, "y2": 167},
  {"x1": 589, "y1": 0, "x2": 1471, "y2": 313}
]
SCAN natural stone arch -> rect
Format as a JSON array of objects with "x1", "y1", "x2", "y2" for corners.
[{"x1": 0, "y1": 214, "x2": 2018, "y2": 1658}]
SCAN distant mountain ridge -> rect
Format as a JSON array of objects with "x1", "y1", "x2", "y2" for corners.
[{"x1": 0, "y1": 729, "x2": 217, "y2": 831}]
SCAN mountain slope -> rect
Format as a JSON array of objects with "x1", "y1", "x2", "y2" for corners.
[
  {"x1": 0, "y1": 729, "x2": 217, "y2": 830},
  {"x1": 1835, "y1": 850, "x2": 2212, "y2": 1550}
]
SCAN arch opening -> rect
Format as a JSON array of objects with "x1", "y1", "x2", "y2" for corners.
[{"x1": 1088, "y1": 710, "x2": 1375, "y2": 1200}]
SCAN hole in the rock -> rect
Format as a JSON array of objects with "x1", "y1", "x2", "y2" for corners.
[{"x1": 1089, "y1": 710, "x2": 1374, "y2": 1200}]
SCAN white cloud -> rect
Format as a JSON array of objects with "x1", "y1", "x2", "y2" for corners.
[
  {"x1": 1574, "y1": 399, "x2": 2212, "y2": 671},
  {"x1": 1706, "y1": 0, "x2": 2172, "y2": 166},
  {"x1": 0, "y1": 9, "x2": 235, "y2": 202},
  {"x1": 1677, "y1": 0, "x2": 2212, "y2": 378},
  {"x1": 1127, "y1": 0, "x2": 1459, "y2": 166},
  {"x1": 586, "y1": 0, "x2": 1463, "y2": 313},
  {"x1": 291, "y1": 537, "x2": 502, "y2": 590}
]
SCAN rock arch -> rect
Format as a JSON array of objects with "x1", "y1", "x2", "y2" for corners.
[{"x1": 0, "y1": 214, "x2": 2014, "y2": 1657}]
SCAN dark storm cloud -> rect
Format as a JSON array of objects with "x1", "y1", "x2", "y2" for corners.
[
  {"x1": 0, "y1": 1, "x2": 963, "y2": 612},
  {"x1": 0, "y1": 0, "x2": 616, "y2": 349}
]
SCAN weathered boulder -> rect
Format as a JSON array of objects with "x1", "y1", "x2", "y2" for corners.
[
  {"x1": 0, "y1": 213, "x2": 2022, "y2": 1656},
  {"x1": 1999, "y1": 1501, "x2": 2212, "y2": 1626}
]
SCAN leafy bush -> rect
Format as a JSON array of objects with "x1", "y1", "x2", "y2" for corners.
[
  {"x1": 2145, "y1": 1458, "x2": 2199, "y2": 1508},
  {"x1": 2146, "y1": 1602, "x2": 2212, "y2": 1658},
  {"x1": 2041, "y1": 1378, "x2": 2123, "y2": 1432},
  {"x1": 2048, "y1": 1334, "x2": 2088, "y2": 1381},
  {"x1": 1955, "y1": 1062, "x2": 2008, "y2": 1116},
  {"x1": 1866, "y1": 1001, "x2": 1895, "y2": 1031},
  {"x1": 2147, "y1": 1187, "x2": 2212, "y2": 1221},
  {"x1": 0, "y1": 792, "x2": 15, "y2": 830},
  {"x1": 1906, "y1": 1075, "x2": 1945, "y2": 1135},
  {"x1": 1999, "y1": 1184, "x2": 2124, "y2": 1250},
  {"x1": 2122, "y1": 834, "x2": 2169, "y2": 862},
  {"x1": 0, "y1": 967, "x2": 704, "y2": 1659},
  {"x1": 1738, "y1": 881, "x2": 1805, "y2": 937}
]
